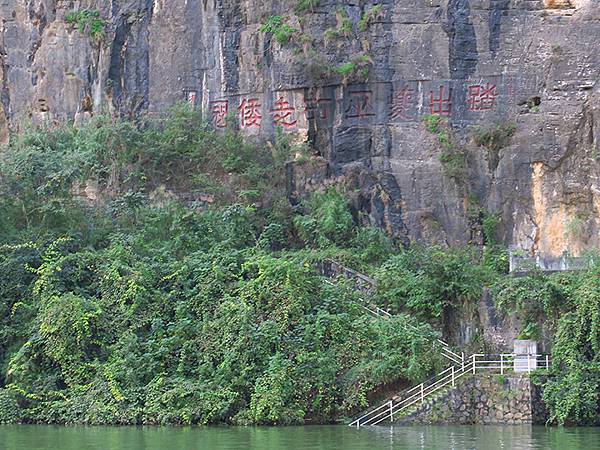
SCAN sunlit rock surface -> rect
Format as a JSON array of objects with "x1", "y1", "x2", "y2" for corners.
[{"x1": 1, "y1": 0, "x2": 599, "y2": 254}]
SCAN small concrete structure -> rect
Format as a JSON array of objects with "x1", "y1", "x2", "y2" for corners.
[
  {"x1": 514, "y1": 340, "x2": 537, "y2": 372},
  {"x1": 509, "y1": 250, "x2": 593, "y2": 274}
]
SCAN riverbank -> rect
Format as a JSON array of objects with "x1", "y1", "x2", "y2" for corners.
[{"x1": 1, "y1": 111, "x2": 599, "y2": 427}]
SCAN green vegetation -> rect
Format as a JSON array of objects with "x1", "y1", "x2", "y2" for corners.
[
  {"x1": 494, "y1": 269, "x2": 600, "y2": 425},
  {"x1": 258, "y1": 8, "x2": 375, "y2": 88},
  {"x1": 423, "y1": 115, "x2": 468, "y2": 182},
  {"x1": 565, "y1": 213, "x2": 590, "y2": 241},
  {"x1": 438, "y1": 148, "x2": 468, "y2": 182},
  {"x1": 0, "y1": 107, "x2": 444, "y2": 425},
  {"x1": 299, "y1": 49, "x2": 331, "y2": 83},
  {"x1": 494, "y1": 374, "x2": 506, "y2": 385},
  {"x1": 373, "y1": 246, "x2": 497, "y2": 321},
  {"x1": 65, "y1": 9, "x2": 106, "y2": 41},
  {"x1": 423, "y1": 114, "x2": 444, "y2": 134},
  {"x1": 527, "y1": 97, "x2": 541, "y2": 113},
  {"x1": 472, "y1": 122, "x2": 516, "y2": 171},
  {"x1": 295, "y1": 0, "x2": 319, "y2": 14},
  {"x1": 259, "y1": 16, "x2": 299, "y2": 46},
  {"x1": 324, "y1": 9, "x2": 353, "y2": 43},
  {"x1": 472, "y1": 122, "x2": 516, "y2": 153},
  {"x1": 482, "y1": 211, "x2": 500, "y2": 245},
  {"x1": 0, "y1": 106, "x2": 598, "y2": 426},
  {"x1": 358, "y1": 5, "x2": 383, "y2": 32},
  {"x1": 334, "y1": 55, "x2": 371, "y2": 82}
]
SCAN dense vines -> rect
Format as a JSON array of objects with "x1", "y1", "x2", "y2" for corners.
[
  {"x1": 0, "y1": 109, "x2": 441, "y2": 425},
  {"x1": 0, "y1": 108, "x2": 597, "y2": 425},
  {"x1": 494, "y1": 270, "x2": 600, "y2": 425}
]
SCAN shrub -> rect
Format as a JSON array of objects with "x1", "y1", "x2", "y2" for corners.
[
  {"x1": 324, "y1": 9, "x2": 353, "y2": 43},
  {"x1": 334, "y1": 55, "x2": 371, "y2": 82},
  {"x1": 422, "y1": 115, "x2": 468, "y2": 182},
  {"x1": 472, "y1": 122, "x2": 516, "y2": 171},
  {"x1": 358, "y1": 5, "x2": 383, "y2": 32},
  {"x1": 374, "y1": 246, "x2": 489, "y2": 319},
  {"x1": 0, "y1": 113, "x2": 443, "y2": 425},
  {"x1": 294, "y1": 189, "x2": 355, "y2": 248},
  {"x1": 496, "y1": 268, "x2": 600, "y2": 425},
  {"x1": 259, "y1": 16, "x2": 299, "y2": 45},
  {"x1": 0, "y1": 389, "x2": 21, "y2": 424},
  {"x1": 65, "y1": 9, "x2": 106, "y2": 41},
  {"x1": 472, "y1": 122, "x2": 516, "y2": 153}
]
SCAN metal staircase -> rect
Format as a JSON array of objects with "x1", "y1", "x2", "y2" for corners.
[
  {"x1": 349, "y1": 353, "x2": 550, "y2": 427},
  {"x1": 317, "y1": 258, "x2": 551, "y2": 428}
]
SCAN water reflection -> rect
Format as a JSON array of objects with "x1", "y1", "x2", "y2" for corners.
[
  {"x1": 0, "y1": 424, "x2": 599, "y2": 450},
  {"x1": 365, "y1": 425, "x2": 600, "y2": 450}
]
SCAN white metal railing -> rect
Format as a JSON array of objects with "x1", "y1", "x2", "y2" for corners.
[
  {"x1": 509, "y1": 250, "x2": 594, "y2": 273},
  {"x1": 349, "y1": 353, "x2": 550, "y2": 428},
  {"x1": 319, "y1": 259, "x2": 550, "y2": 428}
]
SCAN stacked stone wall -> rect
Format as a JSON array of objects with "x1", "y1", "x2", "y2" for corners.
[{"x1": 397, "y1": 373, "x2": 547, "y2": 425}]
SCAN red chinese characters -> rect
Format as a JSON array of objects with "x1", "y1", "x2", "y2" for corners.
[
  {"x1": 186, "y1": 90, "x2": 197, "y2": 106},
  {"x1": 305, "y1": 98, "x2": 333, "y2": 120},
  {"x1": 429, "y1": 86, "x2": 452, "y2": 116},
  {"x1": 345, "y1": 91, "x2": 375, "y2": 119},
  {"x1": 237, "y1": 98, "x2": 262, "y2": 128},
  {"x1": 270, "y1": 97, "x2": 297, "y2": 129},
  {"x1": 390, "y1": 86, "x2": 415, "y2": 120},
  {"x1": 467, "y1": 82, "x2": 498, "y2": 111},
  {"x1": 210, "y1": 100, "x2": 229, "y2": 128}
]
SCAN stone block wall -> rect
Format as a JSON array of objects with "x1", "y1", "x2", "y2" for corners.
[{"x1": 397, "y1": 373, "x2": 547, "y2": 425}]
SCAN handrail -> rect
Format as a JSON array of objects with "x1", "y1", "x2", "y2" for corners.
[
  {"x1": 349, "y1": 364, "x2": 461, "y2": 427},
  {"x1": 349, "y1": 353, "x2": 551, "y2": 428},
  {"x1": 319, "y1": 258, "x2": 550, "y2": 429}
]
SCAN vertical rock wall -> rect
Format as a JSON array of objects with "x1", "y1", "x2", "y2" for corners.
[{"x1": 1, "y1": 0, "x2": 599, "y2": 252}]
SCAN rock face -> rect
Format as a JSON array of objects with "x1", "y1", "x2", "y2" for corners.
[{"x1": 1, "y1": 0, "x2": 599, "y2": 252}]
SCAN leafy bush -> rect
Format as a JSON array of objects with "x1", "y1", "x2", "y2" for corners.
[
  {"x1": 350, "y1": 227, "x2": 395, "y2": 266},
  {"x1": 0, "y1": 113, "x2": 442, "y2": 425},
  {"x1": 324, "y1": 9, "x2": 352, "y2": 43},
  {"x1": 294, "y1": 189, "x2": 355, "y2": 248},
  {"x1": 259, "y1": 16, "x2": 299, "y2": 45},
  {"x1": 539, "y1": 270, "x2": 600, "y2": 425},
  {"x1": 334, "y1": 55, "x2": 371, "y2": 82},
  {"x1": 374, "y1": 246, "x2": 491, "y2": 320},
  {"x1": 0, "y1": 389, "x2": 21, "y2": 423},
  {"x1": 472, "y1": 122, "x2": 516, "y2": 171},
  {"x1": 422, "y1": 115, "x2": 468, "y2": 182},
  {"x1": 495, "y1": 268, "x2": 600, "y2": 425},
  {"x1": 472, "y1": 122, "x2": 516, "y2": 153},
  {"x1": 358, "y1": 5, "x2": 383, "y2": 32},
  {"x1": 0, "y1": 237, "x2": 440, "y2": 425},
  {"x1": 492, "y1": 271, "x2": 573, "y2": 331},
  {"x1": 65, "y1": 9, "x2": 106, "y2": 41}
]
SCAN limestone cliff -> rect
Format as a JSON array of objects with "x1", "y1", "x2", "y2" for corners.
[{"x1": 1, "y1": 0, "x2": 599, "y2": 255}]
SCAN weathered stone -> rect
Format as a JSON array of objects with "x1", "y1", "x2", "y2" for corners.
[
  {"x1": 0, "y1": 0, "x2": 598, "y2": 253},
  {"x1": 396, "y1": 373, "x2": 547, "y2": 425}
]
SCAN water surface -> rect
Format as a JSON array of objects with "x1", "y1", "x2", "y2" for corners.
[{"x1": 1, "y1": 424, "x2": 599, "y2": 449}]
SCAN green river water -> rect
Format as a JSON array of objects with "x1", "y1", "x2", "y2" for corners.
[{"x1": 1, "y1": 425, "x2": 599, "y2": 450}]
